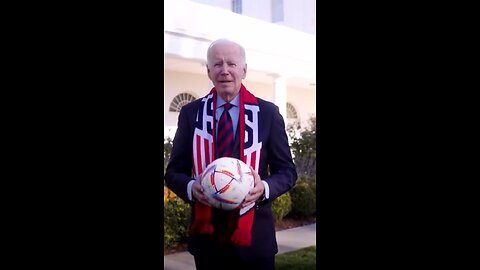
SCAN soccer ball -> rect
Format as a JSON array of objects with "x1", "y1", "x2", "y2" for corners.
[{"x1": 200, "y1": 157, "x2": 255, "y2": 211}]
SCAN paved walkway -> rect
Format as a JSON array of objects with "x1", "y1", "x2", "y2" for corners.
[{"x1": 164, "y1": 223, "x2": 316, "y2": 270}]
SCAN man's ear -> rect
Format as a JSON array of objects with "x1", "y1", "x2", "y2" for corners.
[
  {"x1": 242, "y1": 64, "x2": 247, "y2": 79},
  {"x1": 207, "y1": 65, "x2": 212, "y2": 81}
]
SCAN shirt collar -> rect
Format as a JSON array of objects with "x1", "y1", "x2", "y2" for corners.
[{"x1": 216, "y1": 93, "x2": 240, "y2": 109}]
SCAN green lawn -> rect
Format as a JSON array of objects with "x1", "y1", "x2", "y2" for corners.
[{"x1": 275, "y1": 246, "x2": 316, "y2": 270}]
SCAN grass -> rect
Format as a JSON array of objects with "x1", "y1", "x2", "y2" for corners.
[{"x1": 275, "y1": 246, "x2": 316, "y2": 270}]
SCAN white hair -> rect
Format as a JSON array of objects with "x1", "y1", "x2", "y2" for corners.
[{"x1": 206, "y1": 39, "x2": 246, "y2": 66}]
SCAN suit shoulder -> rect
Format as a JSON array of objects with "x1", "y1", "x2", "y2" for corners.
[
  {"x1": 178, "y1": 98, "x2": 203, "y2": 113},
  {"x1": 256, "y1": 98, "x2": 279, "y2": 112}
]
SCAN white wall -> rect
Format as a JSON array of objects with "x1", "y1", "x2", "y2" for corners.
[
  {"x1": 283, "y1": 0, "x2": 316, "y2": 34},
  {"x1": 165, "y1": 0, "x2": 315, "y2": 79},
  {"x1": 241, "y1": 80, "x2": 274, "y2": 102},
  {"x1": 164, "y1": 70, "x2": 211, "y2": 128},
  {"x1": 189, "y1": 0, "x2": 315, "y2": 34},
  {"x1": 286, "y1": 86, "x2": 316, "y2": 129},
  {"x1": 190, "y1": 0, "x2": 231, "y2": 10},
  {"x1": 242, "y1": 0, "x2": 272, "y2": 22}
]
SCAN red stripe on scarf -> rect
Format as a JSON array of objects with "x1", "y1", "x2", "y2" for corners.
[
  {"x1": 203, "y1": 138, "x2": 210, "y2": 167},
  {"x1": 250, "y1": 151, "x2": 257, "y2": 169},
  {"x1": 195, "y1": 135, "x2": 202, "y2": 175}
]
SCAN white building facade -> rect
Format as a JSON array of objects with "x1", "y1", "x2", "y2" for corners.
[{"x1": 164, "y1": 0, "x2": 316, "y2": 139}]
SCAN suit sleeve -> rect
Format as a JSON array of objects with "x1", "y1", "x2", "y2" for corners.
[
  {"x1": 261, "y1": 105, "x2": 298, "y2": 201},
  {"x1": 165, "y1": 105, "x2": 195, "y2": 203}
]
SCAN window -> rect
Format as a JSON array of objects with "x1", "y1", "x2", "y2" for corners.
[
  {"x1": 232, "y1": 0, "x2": 242, "y2": 14},
  {"x1": 287, "y1": 102, "x2": 298, "y2": 119},
  {"x1": 272, "y1": 0, "x2": 284, "y2": 23},
  {"x1": 169, "y1": 92, "x2": 196, "y2": 112}
]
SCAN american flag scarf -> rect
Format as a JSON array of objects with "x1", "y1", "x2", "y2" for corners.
[{"x1": 189, "y1": 84, "x2": 262, "y2": 246}]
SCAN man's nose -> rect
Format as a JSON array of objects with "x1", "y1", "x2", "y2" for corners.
[{"x1": 220, "y1": 64, "x2": 229, "y2": 74}]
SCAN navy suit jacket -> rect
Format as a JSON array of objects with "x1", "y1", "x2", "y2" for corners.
[{"x1": 165, "y1": 95, "x2": 297, "y2": 259}]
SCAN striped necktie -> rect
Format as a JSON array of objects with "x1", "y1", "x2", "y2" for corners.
[{"x1": 217, "y1": 103, "x2": 234, "y2": 158}]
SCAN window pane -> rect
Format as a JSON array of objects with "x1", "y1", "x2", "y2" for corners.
[
  {"x1": 169, "y1": 93, "x2": 196, "y2": 112},
  {"x1": 272, "y1": 0, "x2": 284, "y2": 22},
  {"x1": 232, "y1": 0, "x2": 242, "y2": 14}
]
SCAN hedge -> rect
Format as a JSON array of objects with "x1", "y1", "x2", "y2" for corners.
[
  {"x1": 164, "y1": 197, "x2": 191, "y2": 247},
  {"x1": 272, "y1": 192, "x2": 292, "y2": 222},
  {"x1": 289, "y1": 177, "x2": 316, "y2": 218}
]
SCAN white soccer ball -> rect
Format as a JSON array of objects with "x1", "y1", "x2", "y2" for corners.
[{"x1": 200, "y1": 157, "x2": 255, "y2": 211}]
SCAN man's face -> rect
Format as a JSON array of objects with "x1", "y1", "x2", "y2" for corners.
[{"x1": 207, "y1": 42, "x2": 247, "y2": 101}]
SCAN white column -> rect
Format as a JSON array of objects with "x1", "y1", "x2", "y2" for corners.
[
  {"x1": 273, "y1": 76, "x2": 287, "y2": 127},
  {"x1": 164, "y1": 86, "x2": 167, "y2": 139}
]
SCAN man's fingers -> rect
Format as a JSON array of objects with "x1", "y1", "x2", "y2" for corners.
[
  {"x1": 242, "y1": 196, "x2": 256, "y2": 208},
  {"x1": 244, "y1": 191, "x2": 258, "y2": 203}
]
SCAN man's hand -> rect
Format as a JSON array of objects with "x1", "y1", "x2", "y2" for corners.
[
  {"x1": 241, "y1": 167, "x2": 264, "y2": 208},
  {"x1": 192, "y1": 177, "x2": 211, "y2": 206}
]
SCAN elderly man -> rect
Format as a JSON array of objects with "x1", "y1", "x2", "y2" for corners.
[{"x1": 165, "y1": 39, "x2": 297, "y2": 270}]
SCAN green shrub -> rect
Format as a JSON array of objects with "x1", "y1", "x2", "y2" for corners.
[
  {"x1": 310, "y1": 180, "x2": 316, "y2": 197},
  {"x1": 288, "y1": 116, "x2": 316, "y2": 181},
  {"x1": 289, "y1": 178, "x2": 316, "y2": 218},
  {"x1": 272, "y1": 192, "x2": 292, "y2": 222},
  {"x1": 164, "y1": 197, "x2": 191, "y2": 247}
]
